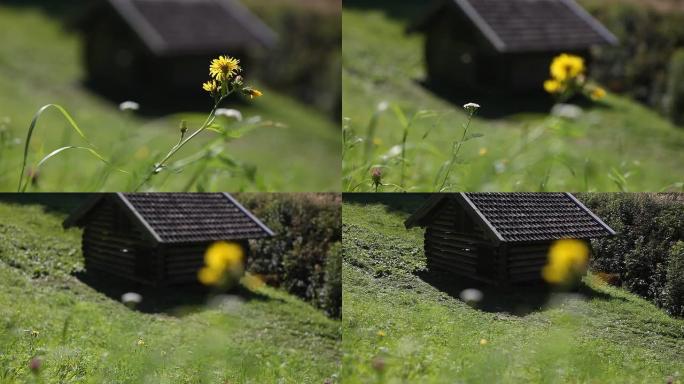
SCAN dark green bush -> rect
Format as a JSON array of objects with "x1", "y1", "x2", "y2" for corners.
[
  {"x1": 665, "y1": 241, "x2": 684, "y2": 317},
  {"x1": 665, "y1": 49, "x2": 684, "y2": 126},
  {"x1": 320, "y1": 242, "x2": 341, "y2": 318},
  {"x1": 581, "y1": 1, "x2": 684, "y2": 120},
  {"x1": 236, "y1": 193, "x2": 341, "y2": 316},
  {"x1": 579, "y1": 193, "x2": 684, "y2": 316}
]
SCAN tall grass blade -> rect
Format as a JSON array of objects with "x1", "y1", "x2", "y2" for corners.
[{"x1": 18, "y1": 104, "x2": 104, "y2": 191}]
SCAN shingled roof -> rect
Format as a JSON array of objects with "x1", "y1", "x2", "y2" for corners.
[
  {"x1": 90, "y1": 0, "x2": 277, "y2": 55},
  {"x1": 411, "y1": 0, "x2": 618, "y2": 53},
  {"x1": 405, "y1": 193, "x2": 615, "y2": 243},
  {"x1": 64, "y1": 193, "x2": 273, "y2": 244}
]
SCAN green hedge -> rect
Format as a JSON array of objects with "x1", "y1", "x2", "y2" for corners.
[
  {"x1": 236, "y1": 193, "x2": 342, "y2": 317},
  {"x1": 665, "y1": 49, "x2": 684, "y2": 125},
  {"x1": 579, "y1": 193, "x2": 684, "y2": 316},
  {"x1": 581, "y1": 1, "x2": 684, "y2": 123}
]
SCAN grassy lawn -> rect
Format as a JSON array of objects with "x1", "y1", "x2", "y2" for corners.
[
  {"x1": 0, "y1": 4, "x2": 340, "y2": 192},
  {"x1": 342, "y1": 3, "x2": 684, "y2": 192},
  {"x1": 342, "y1": 201, "x2": 684, "y2": 383},
  {"x1": 0, "y1": 202, "x2": 341, "y2": 383}
]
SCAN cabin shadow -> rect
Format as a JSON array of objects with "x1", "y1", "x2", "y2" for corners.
[
  {"x1": 74, "y1": 270, "x2": 276, "y2": 316},
  {"x1": 416, "y1": 269, "x2": 616, "y2": 316}
]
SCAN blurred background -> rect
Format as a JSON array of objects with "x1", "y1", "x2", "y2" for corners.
[{"x1": 0, "y1": 0, "x2": 341, "y2": 192}]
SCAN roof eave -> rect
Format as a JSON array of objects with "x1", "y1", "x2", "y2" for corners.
[
  {"x1": 565, "y1": 193, "x2": 617, "y2": 236},
  {"x1": 62, "y1": 194, "x2": 107, "y2": 229},
  {"x1": 115, "y1": 193, "x2": 164, "y2": 246},
  {"x1": 222, "y1": 193, "x2": 275, "y2": 237},
  {"x1": 456, "y1": 193, "x2": 505, "y2": 245}
]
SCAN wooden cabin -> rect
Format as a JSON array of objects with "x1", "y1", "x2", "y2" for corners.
[
  {"x1": 408, "y1": 0, "x2": 618, "y2": 93},
  {"x1": 63, "y1": 193, "x2": 273, "y2": 286},
  {"x1": 405, "y1": 193, "x2": 615, "y2": 285},
  {"x1": 74, "y1": 0, "x2": 277, "y2": 97}
]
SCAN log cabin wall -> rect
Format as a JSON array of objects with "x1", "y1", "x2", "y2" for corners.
[
  {"x1": 81, "y1": 199, "x2": 157, "y2": 284},
  {"x1": 424, "y1": 199, "x2": 499, "y2": 283},
  {"x1": 506, "y1": 242, "x2": 552, "y2": 283}
]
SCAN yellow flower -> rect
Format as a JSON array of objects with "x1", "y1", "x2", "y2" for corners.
[
  {"x1": 542, "y1": 239, "x2": 590, "y2": 284},
  {"x1": 243, "y1": 88, "x2": 263, "y2": 99},
  {"x1": 479, "y1": 338, "x2": 488, "y2": 346},
  {"x1": 202, "y1": 80, "x2": 218, "y2": 93},
  {"x1": 550, "y1": 54, "x2": 585, "y2": 82},
  {"x1": 591, "y1": 87, "x2": 606, "y2": 100},
  {"x1": 544, "y1": 79, "x2": 563, "y2": 94},
  {"x1": 377, "y1": 330, "x2": 386, "y2": 337},
  {"x1": 478, "y1": 147, "x2": 488, "y2": 156},
  {"x1": 205, "y1": 241, "x2": 244, "y2": 270},
  {"x1": 198, "y1": 266, "x2": 223, "y2": 286},
  {"x1": 372, "y1": 137, "x2": 383, "y2": 146},
  {"x1": 198, "y1": 241, "x2": 245, "y2": 286},
  {"x1": 209, "y1": 55, "x2": 241, "y2": 81},
  {"x1": 137, "y1": 339, "x2": 145, "y2": 347}
]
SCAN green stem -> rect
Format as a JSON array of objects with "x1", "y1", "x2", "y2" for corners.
[
  {"x1": 439, "y1": 111, "x2": 474, "y2": 191},
  {"x1": 134, "y1": 95, "x2": 227, "y2": 191}
]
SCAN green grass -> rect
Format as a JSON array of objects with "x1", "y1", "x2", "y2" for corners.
[
  {"x1": 342, "y1": 4, "x2": 684, "y2": 192},
  {"x1": 0, "y1": 202, "x2": 341, "y2": 383},
  {"x1": 342, "y1": 201, "x2": 684, "y2": 383},
  {"x1": 0, "y1": 5, "x2": 340, "y2": 192}
]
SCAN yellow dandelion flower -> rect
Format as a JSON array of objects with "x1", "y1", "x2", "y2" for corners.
[
  {"x1": 591, "y1": 87, "x2": 606, "y2": 100},
  {"x1": 243, "y1": 88, "x2": 263, "y2": 99},
  {"x1": 198, "y1": 266, "x2": 223, "y2": 286},
  {"x1": 209, "y1": 55, "x2": 241, "y2": 81},
  {"x1": 478, "y1": 147, "x2": 488, "y2": 156},
  {"x1": 205, "y1": 241, "x2": 244, "y2": 270},
  {"x1": 377, "y1": 330, "x2": 386, "y2": 337},
  {"x1": 479, "y1": 338, "x2": 488, "y2": 346},
  {"x1": 137, "y1": 339, "x2": 145, "y2": 347},
  {"x1": 550, "y1": 54, "x2": 585, "y2": 82},
  {"x1": 202, "y1": 80, "x2": 218, "y2": 93},
  {"x1": 542, "y1": 239, "x2": 590, "y2": 284},
  {"x1": 544, "y1": 79, "x2": 563, "y2": 94}
]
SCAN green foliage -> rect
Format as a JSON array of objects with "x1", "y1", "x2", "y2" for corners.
[
  {"x1": 238, "y1": 194, "x2": 342, "y2": 316},
  {"x1": 665, "y1": 49, "x2": 684, "y2": 126},
  {"x1": 665, "y1": 241, "x2": 684, "y2": 316},
  {"x1": 342, "y1": 200, "x2": 684, "y2": 383},
  {"x1": 0, "y1": 202, "x2": 340, "y2": 382},
  {"x1": 321, "y1": 242, "x2": 342, "y2": 318},
  {"x1": 582, "y1": 1, "x2": 684, "y2": 121},
  {"x1": 342, "y1": 5, "x2": 684, "y2": 192},
  {"x1": 580, "y1": 193, "x2": 684, "y2": 316}
]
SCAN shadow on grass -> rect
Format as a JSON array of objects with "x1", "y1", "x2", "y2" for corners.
[
  {"x1": 416, "y1": 268, "x2": 618, "y2": 316},
  {"x1": 343, "y1": 193, "x2": 431, "y2": 215},
  {"x1": 343, "y1": 0, "x2": 428, "y2": 22},
  {"x1": 74, "y1": 270, "x2": 279, "y2": 316}
]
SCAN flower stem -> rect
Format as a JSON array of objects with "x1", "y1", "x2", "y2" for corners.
[
  {"x1": 134, "y1": 94, "x2": 228, "y2": 191},
  {"x1": 439, "y1": 111, "x2": 474, "y2": 191}
]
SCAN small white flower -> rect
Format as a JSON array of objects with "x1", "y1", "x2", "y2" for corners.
[
  {"x1": 463, "y1": 102, "x2": 480, "y2": 112},
  {"x1": 121, "y1": 292, "x2": 142, "y2": 307},
  {"x1": 215, "y1": 108, "x2": 243, "y2": 122},
  {"x1": 459, "y1": 288, "x2": 484, "y2": 304},
  {"x1": 119, "y1": 101, "x2": 139, "y2": 112},
  {"x1": 377, "y1": 101, "x2": 389, "y2": 112}
]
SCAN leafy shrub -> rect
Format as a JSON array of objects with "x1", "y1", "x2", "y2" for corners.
[
  {"x1": 579, "y1": 193, "x2": 684, "y2": 316},
  {"x1": 320, "y1": 242, "x2": 341, "y2": 318},
  {"x1": 236, "y1": 193, "x2": 341, "y2": 316},
  {"x1": 665, "y1": 241, "x2": 684, "y2": 316},
  {"x1": 582, "y1": 1, "x2": 684, "y2": 120},
  {"x1": 665, "y1": 49, "x2": 684, "y2": 125}
]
